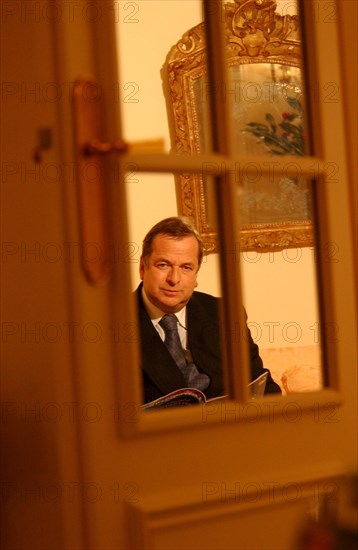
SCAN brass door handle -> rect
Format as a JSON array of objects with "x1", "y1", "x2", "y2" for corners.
[
  {"x1": 82, "y1": 139, "x2": 128, "y2": 156},
  {"x1": 82, "y1": 138, "x2": 164, "y2": 157},
  {"x1": 73, "y1": 75, "x2": 165, "y2": 285}
]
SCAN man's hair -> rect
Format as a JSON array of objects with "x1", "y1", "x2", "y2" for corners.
[{"x1": 141, "y1": 217, "x2": 204, "y2": 267}]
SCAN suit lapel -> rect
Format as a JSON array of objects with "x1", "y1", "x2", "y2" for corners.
[{"x1": 186, "y1": 294, "x2": 221, "y2": 377}]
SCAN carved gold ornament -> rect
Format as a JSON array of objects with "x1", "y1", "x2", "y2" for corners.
[{"x1": 163, "y1": 0, "x2": 313, "y2": 254}]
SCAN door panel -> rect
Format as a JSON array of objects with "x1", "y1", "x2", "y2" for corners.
[{"x1": 127, "y1": 469, "x2": 343, "y2": 549}]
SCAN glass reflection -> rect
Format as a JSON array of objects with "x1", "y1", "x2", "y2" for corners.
[
  {"x1": 195, "y1": 62, "x2": 311, "y2": 226},
  {"x1": 117, "y1": 0, "x2": 324, "y2": 401}
]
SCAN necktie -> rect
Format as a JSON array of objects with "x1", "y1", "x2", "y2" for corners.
[{"x1": 159, "y1": 314, "x2": 210, "y2": 391}]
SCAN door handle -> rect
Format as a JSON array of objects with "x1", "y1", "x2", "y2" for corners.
[
  {"x1": 73, "y1": 76, "x2": 164, "y2": 285},
  {"x1": 82, "y1": 138, "x2": 164, "y2": 156}
]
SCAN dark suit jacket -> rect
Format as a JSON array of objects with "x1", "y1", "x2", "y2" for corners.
[{"x1": 135, "y1": 284, "x2": 281, "y2": 403}]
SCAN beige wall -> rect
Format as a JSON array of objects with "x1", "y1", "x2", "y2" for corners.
[{"x1": 116, "y1": 0, "x2": 320, "y2": 350}]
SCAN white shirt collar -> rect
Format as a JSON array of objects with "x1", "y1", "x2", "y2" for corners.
[{"x1": 141, "y1": 286, "x2": 187, "y2": 328}]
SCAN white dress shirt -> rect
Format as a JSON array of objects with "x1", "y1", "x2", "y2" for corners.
[{"x1": 141, "y1": 287, "x2": 188, "y2": 349}]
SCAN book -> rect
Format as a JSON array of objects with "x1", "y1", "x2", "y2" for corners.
[
  {"x1": 248, "y1": 371, "x2": 268, "y2": 398},
  {"x1": 142, "y1": 372, "x2": 268, "y2": 410},
  {"x1": 142, "y1": 387, "x2": 207, "y2": 410}
]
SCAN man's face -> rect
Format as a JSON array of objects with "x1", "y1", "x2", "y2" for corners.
[{"x1": 140, "y1": 234, "x2": 200, "y2": 313}]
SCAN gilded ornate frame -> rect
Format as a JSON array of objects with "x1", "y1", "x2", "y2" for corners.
[{"x1": 162, "y1": 0, "x2": 314, "y2": 254}]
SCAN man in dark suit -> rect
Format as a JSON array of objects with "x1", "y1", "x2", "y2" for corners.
[{"x1": 136, "y1": 217, "x2": 281, "y2": 404}]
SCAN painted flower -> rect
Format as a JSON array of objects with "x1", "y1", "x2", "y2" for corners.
[{"x1": 245, "y1": 97, "x2": 305, "y2": 156}]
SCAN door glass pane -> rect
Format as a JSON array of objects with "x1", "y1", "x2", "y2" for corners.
[
  {"x1": 115, "y1": 0, "x2": 203, "y2": 154},
  {"x1": 226, "y1": 0, "x2": 323, "y2": 395},
  {"x1": 117, "y1": 0, "x2": 325, "y2": 404},
  {"x1": 124, "y1": 170, "x2": 225, "y2": 409}
]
